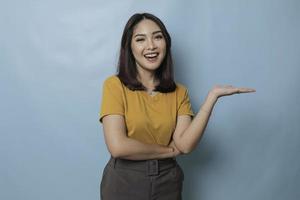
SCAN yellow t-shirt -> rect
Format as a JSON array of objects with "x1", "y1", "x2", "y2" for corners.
[{"x1": 99, "y1": 75, "x2": 194, "y2": 146}]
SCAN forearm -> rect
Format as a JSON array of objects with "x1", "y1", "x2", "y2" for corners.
[
  {"x1": 177, "y1": 92, "x2": 218, "y2": 153},
  {"x1": 111, "y1": 137, "x2": 175, "y2": 160}
]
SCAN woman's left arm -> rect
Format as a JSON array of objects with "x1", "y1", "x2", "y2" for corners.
[{"x1": 172, "y1": 85, "x2": 256, "y2": 154}]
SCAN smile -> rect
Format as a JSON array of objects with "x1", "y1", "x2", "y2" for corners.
[
  {"x1": 144, "y1": 53, "x2": 159, "y2": 62},
  {"x1": 144, "y1": 52, "x2": 159, "y2": 58}
]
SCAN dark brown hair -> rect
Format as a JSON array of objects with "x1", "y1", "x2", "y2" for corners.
[{"x1": 116, "y1": 13, "x2": 176, "y2": 93}]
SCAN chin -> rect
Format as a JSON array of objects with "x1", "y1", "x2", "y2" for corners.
[{"x1": 146, "y1": 63, "x2": 162, "y2": 71}]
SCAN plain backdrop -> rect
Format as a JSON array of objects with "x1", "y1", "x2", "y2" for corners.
[{"x1": 1, "y1": 0, "x2": 299, "y2": 199}]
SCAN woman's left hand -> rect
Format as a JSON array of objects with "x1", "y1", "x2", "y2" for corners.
[
  {"x1": 209, "y1": 85, "x2": 256, "y2": 98},
  {"x1": 168, "y1": 140, "x2": 181, "y2": 157}
]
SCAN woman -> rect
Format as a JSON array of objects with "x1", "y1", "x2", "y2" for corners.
[{"x1": 99, "y1": 13, "x2": 255, "y2": 200}]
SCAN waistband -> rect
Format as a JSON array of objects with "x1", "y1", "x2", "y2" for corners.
[{"x1": 108, "y1": 157, "x2": 177, "y2": 176}]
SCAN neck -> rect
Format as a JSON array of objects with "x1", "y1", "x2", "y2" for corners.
[{"x1": 137, "y1": 70, "x2": 157, "y2": 89}]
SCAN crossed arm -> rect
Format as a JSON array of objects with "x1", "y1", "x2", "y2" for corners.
[
  {"x1": 101, "y1": 85, "x2": 255, "y2": 160},
  {"x1": 102, "y1": 114, "x2": 176, "y2": 160}
]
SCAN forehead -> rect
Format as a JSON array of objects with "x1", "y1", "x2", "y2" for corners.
[{"x1": 132, "y1": 19, "x2": 161, "y2": 35}]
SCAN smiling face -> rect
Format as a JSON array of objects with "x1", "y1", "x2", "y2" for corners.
[{"x1": 131, "y1": 19, "x2": 167, "y2": 74}]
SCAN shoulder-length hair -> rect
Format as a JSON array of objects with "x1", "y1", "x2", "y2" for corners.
[{"x1": 116, "y1": 13, "x2": 176, "y2": 93}]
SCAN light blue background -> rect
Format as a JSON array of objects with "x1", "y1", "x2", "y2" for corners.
[{"x1": 1, "y1": 0, "x2": 299, "y2": 199}]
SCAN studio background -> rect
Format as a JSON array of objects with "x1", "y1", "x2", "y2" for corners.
[{"x1": 1, "y1": 0, "x2": 299, "y2": 199}]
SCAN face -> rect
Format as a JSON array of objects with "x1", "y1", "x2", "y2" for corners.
[{"x1": 131, "y1": 19, "x2": 167, "y2": 73}]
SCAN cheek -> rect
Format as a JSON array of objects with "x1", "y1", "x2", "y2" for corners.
[
  {"x1": 158, "y1": 41, "x2": 167, "y2": 52},
  {"x1": 130, "y1": 47, "x2": 138, "y2": 59},
  {"x1": 131, "y1": 44, "x2": 143, "y2": 55},
  {"x1": 160, "y1": 44, "x2": 167, "y2": 57}
]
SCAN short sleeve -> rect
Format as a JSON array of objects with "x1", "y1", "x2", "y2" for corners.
[
  {"x1": 99, "y1": 76, "x2": 125, "y2": 123},
  {"x1": 177, "y1": 85, "x2": 194, "y2": 119}
]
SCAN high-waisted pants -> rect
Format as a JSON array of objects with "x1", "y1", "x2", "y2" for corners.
[{"x1": 100, "y1": 157, "x2": 184, "y2": 200}]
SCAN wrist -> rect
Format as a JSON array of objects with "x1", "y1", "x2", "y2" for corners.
[
  {"x1": 208, "y1": 91, "x2": 219, "y2": 101},
  {"x1": 205, "y1": 92, "x2": 218, "y2": 107},
  {"x1": 199, "y1": 92, "x2": 218, "y2": 114},
  {"x1": 155, "y1": 144, "x2": 173, "y2": 154}
]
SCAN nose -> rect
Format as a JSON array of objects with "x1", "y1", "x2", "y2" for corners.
[{"x1": 146, "y1": 38, "x2": 156, "y2": 50}]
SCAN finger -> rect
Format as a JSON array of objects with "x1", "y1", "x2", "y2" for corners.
[{"x1": 237, "y1": 87, "x2": 256, "y2": 93}]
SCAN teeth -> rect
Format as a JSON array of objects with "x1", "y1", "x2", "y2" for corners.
[{"x1": 144, "y1": 53, "x2": 158, "y2": 58}]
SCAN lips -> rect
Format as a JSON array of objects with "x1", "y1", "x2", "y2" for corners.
[{"x1": 144, "y1": 52, "x2": 159, "y2": 62}]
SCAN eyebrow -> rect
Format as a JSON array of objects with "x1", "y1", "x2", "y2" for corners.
[{"x1": 134, "y1": 30, "x2": 163, "y2": 38}]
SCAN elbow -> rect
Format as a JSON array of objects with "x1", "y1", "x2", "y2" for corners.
[
  {"x1": 174, "y1": 138, "x2": 193, "y2": 154},
  {"x1": 177, "y1": 143, "x2": 193, "y2": 154},
  {"x1": 105, "y1": 135, "x2": 129, "y2": 158},
  {"x1": 109, "y1": 147, "x2": 124, "y2": 158},
  {"x1": 108, "y1": 142, "x2": 125, "y2": 158},
  {"x1": 110, "y1": 148, "x2": 121, "y2": 158},
  {"x1": 180, "y1": 146, "x2": 193, "y2": 154}
]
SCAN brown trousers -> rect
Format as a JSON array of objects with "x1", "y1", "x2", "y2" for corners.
[{"x1": 100, "y1": 157, "x2": 184, "y2": 200}]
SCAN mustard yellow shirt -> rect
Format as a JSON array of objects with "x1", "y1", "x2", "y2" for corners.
[{"x1": 99, "y1": 75, "x2": 194, "y2": 146}]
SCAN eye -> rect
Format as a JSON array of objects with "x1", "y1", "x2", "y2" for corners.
[
  {"x1": 155, "y1": 35, "x2": 163, "y2": 40},
  {"x1": 135, "y1": 38, "x2": 145, "y2": 42}
]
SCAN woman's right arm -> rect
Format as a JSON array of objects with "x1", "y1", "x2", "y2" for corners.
[{"x1": 101, "y1": 114, "x2": 178, "y2": 160}]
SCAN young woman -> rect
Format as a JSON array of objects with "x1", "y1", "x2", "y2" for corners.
[{"x1": 99, "y1": 13, "x2": 255, "y2": 200}]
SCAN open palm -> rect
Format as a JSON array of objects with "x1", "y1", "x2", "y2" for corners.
[{"x1": 211, "y1": 85, "x2": 256, "y2": 98}]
